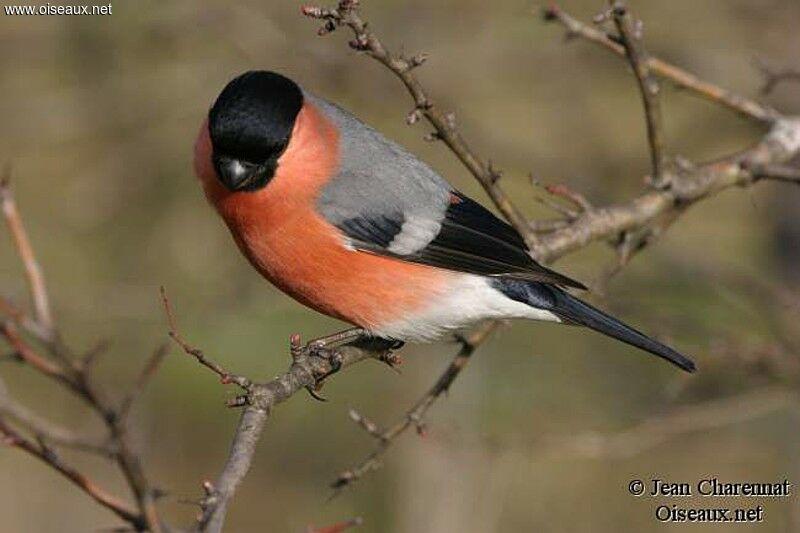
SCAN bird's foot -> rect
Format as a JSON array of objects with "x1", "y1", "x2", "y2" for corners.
[{"x1": 290, "y1": 328, "x2": 366, "y2": 401}]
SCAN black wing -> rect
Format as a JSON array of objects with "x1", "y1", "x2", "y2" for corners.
[{"x1": 336, "y1": 191, "x2": 587, "y2": 290}]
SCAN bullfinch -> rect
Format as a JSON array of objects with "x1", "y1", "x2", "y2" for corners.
[{"x1": 193, "y1": 70, "x2": 695, "y2": 372}]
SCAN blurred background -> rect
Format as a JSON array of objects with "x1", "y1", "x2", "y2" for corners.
[{"x1": 1, "y1": 0, "x2": 799, "y2": 531}]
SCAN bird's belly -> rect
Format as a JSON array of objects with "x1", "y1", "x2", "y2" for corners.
[
  {"x1": 228, "y1": 208, "x2": 452, "y2": 332},
  {"x1": 372, "y1": 274, "x2": 560, "y2": 342}
]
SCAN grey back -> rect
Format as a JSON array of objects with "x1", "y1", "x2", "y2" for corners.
[{"x1": 310, "y1": 93, "x2": 452, "y2": 228}]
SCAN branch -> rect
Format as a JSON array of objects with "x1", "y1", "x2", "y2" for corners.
[
  {"x1": 0, "y1": 417, "x2": 144, "y2": 528},
  {"x1": 161, "y1": 286, "x2": 252, "y2": 390},
  {"x1": 543, "y1": 5, "x2": 781, "y2": 123},
  {"x1": 0, "y1": 320, "x2": 78, "y2": 392},
  {"x1": 0, "y1": 169, "x2": 55, "y2": 337},
  {"x1": 301, "y1": 1, "x2": 535, "y2": 247},
  {"x1": 193, "y1": 338, "x2": 394, "y2": 533},
  {"x1": 532, "y1": 117, "x2": 800, "y2": 262},
  {"x1": 1, "y1": 179, "x2": 165, "y2": 532},
  {"x1": 0, "y1": 375, "x2": 113, "y2": 456},
  {"x1": 756, "y1": 59, "x2": 800, "y2": 95},
  {"x1": 118, "y1": 342, "x2": 170, "y2": 424},
  {"x1": 331, "y1": 320, "x2": 498, "y2": 492},
  {"x1": 608, "y1": 1, "x2": 667, "y2": 185},
  {"x1": 161, "y1": 298, "x2": 398, "y2": 532}
]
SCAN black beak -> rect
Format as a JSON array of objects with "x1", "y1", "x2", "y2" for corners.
[{"x1": 213, "y1": 155, "x2": 266, "y2": 191}]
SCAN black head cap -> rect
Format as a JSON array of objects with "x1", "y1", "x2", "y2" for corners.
[{"x1": 208, "y1": 71, "x2": 304, "y2": 192}]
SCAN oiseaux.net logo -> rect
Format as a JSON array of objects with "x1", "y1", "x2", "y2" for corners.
[{"x1": 4, "y1": 3, "x2": 112, "y2": 16}]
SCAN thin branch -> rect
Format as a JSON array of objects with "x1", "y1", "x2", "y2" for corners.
[
  {"x1": 755, "y1": 59, "x2": 800, "y2": 95},
  {"x1": 543, "y1": 183, "x2": 593, "y2": 213},
  {"x1": 1, "y1": 179, "x2": 164, "y2": 533},
  {"x1": 0, "y1": 375, "x2": 113, "y2": 456},
  {"x1": 301, "y1": 1, "x2": 536, "y2": 247},
  {"x1": 0, "y1": 294, "x2": 52, "y2": 341},
  {"x1": 0, "y1": 170, "x2": 55, "y2": 337},
  {"x1": 609, "y1": 1, "x2": 667, "y2": 185},
  {"x1": 0, "y1": 320, "x2": 77, "y2": 392},
  {"x1": 542, "y1": 5, "x2": 780, "y2": 123},
  {"x1": 0, "y1": 417, "x2": 144, "y2": 528},
  {"x1": 160, "y1": 286, "x2": 251, "y2": 390},
  {"x1": 330, "y1": 320, "x2": 499, "y2": 492},
  {"x1": 118, "y1": 342, "x2": 170, "y2": 423}
]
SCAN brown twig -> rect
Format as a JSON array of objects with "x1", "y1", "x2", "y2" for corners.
[
  {"x1": 0, "y1": 321, "x2": 77, "y2": 391},
  {"x1": 0, "y1": 169, "x2": 55, "y2": 337},
  {"x1": 542, "y1": 5, "x2": 780, "y2": 123},
  {"x1": 0, "y1": 375, "x2": 113, "y2": 456},
  {"x1": 0, "y1": 417, "x2": 144, "y2": 528},
  {"x1": 118, "y1": 342, "x2": 170, "y2": 423},
  {"x1": 543, "y1": 183, "x2": 593, "y2": 213},
  {"x1": 755, "y1": 59, "x2": 800, "y2": 95},
  {"x1": 330, "y1": 320, "x2": 499, "y2": 492},
  {"x1": 0, "y1": 294, "x2": 52, "y2": 341},
  {"x1": 609, "y1": 1, "x2": 668, "y2": 186},
  {"x1": 160, "y1": 286, "x2": 251, "y2": 390},
  {"x1": 301, "y1": 1, "x2": 535, "y2": 247},
  {"x1": 0, "y1": 179, "x2": 164, "y2": 533}
]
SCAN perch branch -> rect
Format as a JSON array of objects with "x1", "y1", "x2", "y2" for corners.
[{"x1": 193, "y1": 338, "x2": 395, "y2": 533}]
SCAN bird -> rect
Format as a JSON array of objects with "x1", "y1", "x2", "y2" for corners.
[{"x1": 193, "y1": 70, "x2": 695, "y2": 373}]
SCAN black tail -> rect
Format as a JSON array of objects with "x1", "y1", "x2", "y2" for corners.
[{"x1": 495, "y1": 280, "x2": 696, "y2": 372}]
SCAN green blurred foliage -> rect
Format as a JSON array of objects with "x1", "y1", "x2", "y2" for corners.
[{"x1": 1, "y1": 0, "x2": 799, "y2": 531}]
